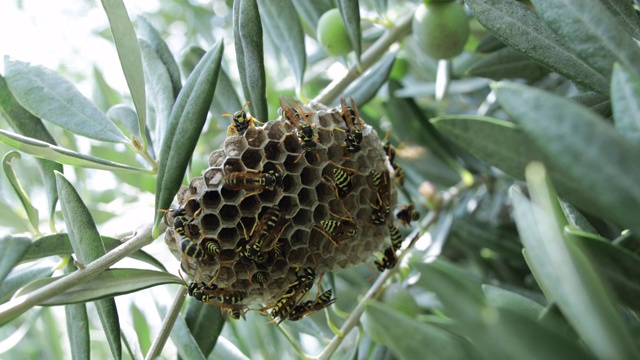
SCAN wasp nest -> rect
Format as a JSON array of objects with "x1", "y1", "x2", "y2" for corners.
[{"x1": 164, "y1": 98, "x2": 398, "y2": 315}]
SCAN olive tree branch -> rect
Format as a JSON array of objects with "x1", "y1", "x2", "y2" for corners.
[
  {"x1": 145, "y1": 286, "x2": 188, "y2": 360},
  {"x1": 312, "y1": 12, "x2": 414, "y2": 106},
  {"x1": 0, "y1": 222, "x2": 162, "y2": 323}
]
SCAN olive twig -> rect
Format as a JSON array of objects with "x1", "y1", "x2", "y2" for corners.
[
  {"x1": 312, "y1": 12, "x2": 414, "y2": 106},
  {"x1": 0, "y1": 222, "x2": 162, "y2": 323},
  {"x1": 145, "y1": 286, "x2": 188, "y2": 360}
]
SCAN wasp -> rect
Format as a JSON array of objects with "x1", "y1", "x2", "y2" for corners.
[
  {"x1": 396, "y1": 203, "x2": 419, "y2": 227},
  {"x1": 222, "y1": 166, "x2": 284, "y2": 198},
  {"x1": 252, "y1": 271, "x2": 268, "y2": 284},
  {"x1": 382, "y1": 132, "x2": 405, "y2": 186},
  {"x1": 239, "y1": 205, "x2": 289, "y2": 261},
  {"x1": 323, "y1": 161, "x2": 359, "y2": 199},
  {"x1": 315, "y1": 212, "x2": 358, "y2": 247},
  {"x1": 369, "y1": 170, "x2": 392, "y2": 225},
  {"x1": 222, "y1": 101, "x2": 261, "y2": 136},
  {"x1": 279, "y1": 96, "x2": 320, "y2": 164},
  {"x1": 187, "y1": 281, "x2": 217, "y2": 302},
  {"x1": 269, "y1": 267, "x2": 316, "y2": 323},
  {"x1": 339, "y1": 97, "x2": 364, "y2": 154},
  {"x1": 388, "y1": 224, "x2": 402, "y2": 252},
  {"x1": 270, "y1": 239, "x2": 284, "y2": 259},
  {"x1": 374, "y1": 247, "x2": 398, "y2": 272},
  {"x1": 222, "y1": 306, "x2": 246, "y2": 320},
  {"x1": 199, "y1": 238, "x2": 221, "y2": 257},
  {"x1": 287, "y1": 289, "x2": 336, "y2": 321},
  {"x1": 160, "y1": 203, "x2": 212, "y2": 268}
]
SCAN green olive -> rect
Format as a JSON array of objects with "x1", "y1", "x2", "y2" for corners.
[
  {"x1": 413, "y1": 1, "x2": 470, "y2": 59},
  {"x1": 317, "y1": 8, "x2": 352, "y2": 56}
]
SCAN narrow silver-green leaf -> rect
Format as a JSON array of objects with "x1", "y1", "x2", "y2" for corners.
[
  {"x1": 139, "y1": 38, "x2": 175, "y2": 150},
  {"x1": 184, "y1": 299, "x2": 225, "y2": 357},
  {"x1": 15, "y1": 269, "x2": 182, "y2": 305},
  {"x1": 3, "y1": 58, "x2": 128, "y2": 143},
  {"x1": 291, "y1": 0, "x2": 333, "y2": 36},
  {"x1": 335, "y1": 51, "x2": 396, "y2": 106},
  {"x1": 64, "y1": 262, "x2": 90, "y2": 360},
  {"x1": 21, "y1": 233, "x2": 167, "y2": 272},
  {"x1": 209, "y1": 337, "x2": 251, "y2": 360},
  {"x1": 475, "y1": 33, "x2": 506, "y2": 53},
  {"x1": 0, "y1": 259, "x2": 56, "y2": 304},
  {"x1": 2, "y1": 152, "x2": 40, "y2": 233},
  {"x1": 601, "y1": 0, "x2": 640, "y2": 40},
  {"x1": 210, "y1": 67, "x2": 242, "y2": 126},
  {"x1": 363, "y1": 300, "x2": 472, "y2": 360},
  {"x1": 466, "y1": 46, "x2": 550, "y2": 81},
  {"x1": 431, "y1": 115, "x2": 585, "y2": 207},
  {"x1": 0, "y1": 130, "x2": 151, "y2": 173},
  {"x1": 611, "y1": 64, "x2": 640, "y2": 146},
  {"x1": 233, "y1": 0, "x2": 268, "y2": 122},
  {"x1": 258, "y1": 0, "x2": 306, "y2": 89},
  {"x1": 0, "y1": 235, "x2": 32, "y2": 282},
  {"x1": 482, "y1": 285, "x2": 544, "y2": 320},
  {"x1": 0, "y1": 75, "x2": 61, "y2": 224},
  {"x1": 92, "y1": 65, "x2": 122, "y2": 112},
  {"x1": 570, "y1": 92, "x2": 612, "y2": 119},
  {"x1": 336, "y1": 0, "x2": 362, "y2": 62},
  {"x1": 513, "y1": 165, "x2": 639, "y2": 360},
  {"x1": 100, "y1": 0, "x2": 147, "y2": 149},
  {"x1": 54, "y1": 171, "x2": 119, "y2": 359},
  {"x1": 530, "y1": 0, "x2": 640, "y2": 79},
  {"x1": 559, "y1": 200, "x2": 598, "y2": 235},
  {"x1": 137, "y1": 17, "x2": 182, "y2": 98},
  {"x1": 107, "y1": 104, "x2": 141, "y2": 140},
  {"x1": 495, "y1": 82, "x2": 640, "y2": 235},
  {"x1": 95, "y1": 298, "x2": 122, "y2": 360},
  {"x1": 154, "y1": 42, "x2": 224, "y2": 234},
  {"x1": 131, "y1": 304, "x2": 152, "y2": 355},
  {"x1": 55, "y1": 170, "x2": 106, "y2": 262},
  {"x1": 565, "y1": 228, "x2": 640, "y2": 311},
  {"x1": 465, "y1": 0, "x2": 609, "y2": 94}
]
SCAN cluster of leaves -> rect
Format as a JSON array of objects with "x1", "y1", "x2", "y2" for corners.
[{"x1": 1, "y1": 0, "x2": 640, "y2": 359}]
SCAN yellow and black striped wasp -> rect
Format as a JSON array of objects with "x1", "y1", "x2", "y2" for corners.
[
  {"x1": 159, "y1": 201, "x2": 213, "y2": 266},
  {"x1": 396, "y1": 203, "x2": 419, "y2": 227},
  {"x1": 269, "y1": 266, "x2": 316, "y2": 324},
  {"x1": 278, "y1": 96, "x2": 320, "y2": 164},
  {"x1": 188, "y1": 281, "x2": 246, "y2": 305},
  {"x1": 388, "y1": 224, "x2": 402, "y2": 253},
  {"x1": 222, "y1": 166, "x2": 284, "y2": 198},
  {"x1": 323, "y1": 161, "x2": 360, "y2": 200},
  {"x1": 374, "y1": 246, "x2": 398, "y2": 272},
  {"x1": 369, "y1": 170, "x2": 392, "y2": 225},
  {"x1": 382, "y1": 131, "x2": 405, "y2": 186},
  {"x1": 222, "y1": 101, "x2": 261, "y2": 136},
  {"x1": 238, "y1": 205, "x2": 289, "y2": 262},
  {"x1": 287, "y1": 289, "x2": 336, "y2": 321},
  {"x1": 314, "y1": 211, "x2": 358, "y2": 247},
  {"x1": 339, "y1": 97, "x2": 364, "y2": 154}
]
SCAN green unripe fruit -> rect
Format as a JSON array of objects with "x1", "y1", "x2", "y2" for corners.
[
  {"x1": 413, "y1": 1, "x2": 470, "y2": 59},
  {"x1": 317, "y1": 8, "x2": 352, "y2": 56}
]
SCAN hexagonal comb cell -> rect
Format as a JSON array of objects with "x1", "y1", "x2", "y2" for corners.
[{"x1": 164, "y1": 100, "x2": 397, "y2": 311}]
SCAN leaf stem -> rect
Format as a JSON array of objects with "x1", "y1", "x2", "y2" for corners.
[
  {"x1": 145, "y1": 286, "x2": 187, "y2": 360},
  {"x1": 312, "y1": 12, "x2": 413, "y2": 106},
  {"x1": 0, "y1": 222, "x2": 162, "y2": 323}
]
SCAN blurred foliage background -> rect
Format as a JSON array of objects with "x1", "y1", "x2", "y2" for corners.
[{"x1": 1, "y1": 0, "x2": 640, "y2": 359}]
